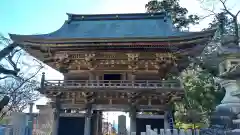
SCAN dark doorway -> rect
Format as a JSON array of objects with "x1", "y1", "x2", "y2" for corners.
[
  {"x1": 58, "y1": 117, "x2": 85, "y2": 135},
  {"x1": 104, "y1": 74, "x2": 121, "y2": 80},
  {"x1": 136, "y1": 118, "x2": 164, "y2": 135}
]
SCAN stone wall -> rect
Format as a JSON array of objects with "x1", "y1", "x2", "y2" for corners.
[{"x1": 33, "y1": 104, "x2": 54, "y2": 135}]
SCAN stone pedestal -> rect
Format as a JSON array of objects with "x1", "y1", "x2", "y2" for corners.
[
  {"x1": 216, "y1": 80, "x2": 240, "y2": 114},
  {"x1": 212, "y1": 79, "x2": 240, "y2": 134}
]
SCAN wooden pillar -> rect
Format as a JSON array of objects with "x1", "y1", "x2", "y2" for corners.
[
  {"x1": 96, "y1": 74, "x2": 100, "y2": 84},
  {"x1": 164, "y1": 111, "x2": 170, "y2": 130},
  {"x1": 129, "y1": 106, "x2": 137, "y2": 133},
  {"x1": 98, "y1": 111, "x2": 103, "y2": 135},
  {"x1": 89, "y1": 72, "x2": 95, "y2": 80},
  {"x1": 93, "y1": 111, "x2": 102, "y2": 135},
  {"x1": 84, "y1": 105, "x2": 92, "y2": 135},
  {"x1": 52, "y1": 96, "x2": 61, "y2": 135},
  {"x1": 131, "y1": 74, "x2": 136, "y2": 81}
]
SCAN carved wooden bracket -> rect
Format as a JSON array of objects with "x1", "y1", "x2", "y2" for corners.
[
  {"x1": 154, "y1": 53, "x2": 179, "y2": 78},
  {"x1": 83, "y1": 92, "x2": 95, "y2": 104},
  {"x1": 69, "y1": 60, "x2": 81, "y2": 70},
  {"x1": 127, "y1": 92, "x2": 140, "y2": 105}
]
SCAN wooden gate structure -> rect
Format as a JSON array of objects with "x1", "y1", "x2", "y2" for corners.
[{"x1": 10, "y1": 12, "x2": 216, "y2": 135}]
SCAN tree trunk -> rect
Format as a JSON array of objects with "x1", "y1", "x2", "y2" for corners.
[{"x1": 233, "y1": 17, "x2": 239, "y2": 45}]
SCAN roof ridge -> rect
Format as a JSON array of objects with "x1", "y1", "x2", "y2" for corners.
[{"x1": 67, "y1": 12, "x2": 168, "y2": 21}]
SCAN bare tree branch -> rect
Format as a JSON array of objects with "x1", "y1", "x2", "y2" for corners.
[
  {"x1": 0, "y1": 66, "x2": 18, "y2": 76},
  {"x1": 199, "y1": 13, "x2": 216, "y2": 20},
  {"x1": 0, "y1": 76, "x2": 15, "y2": 80},
  {"x1": 236, "y1": 10, "x2": 240, "y2": 16},
  {"x1": 219, "y1": 0, "x2": 235, "y2": 17},
  {"x1": 0, "y1": 35, "x2": 21, "y2": 77},
  {"x1": 0, "y1": 50, "x2": 43, "y2": 118},
  {"x1": 0, "y1": 43, "x2": 18, "y2": 61},
  {"x1": 0, "y1": 73, "x2": 42, "y2": 119}
]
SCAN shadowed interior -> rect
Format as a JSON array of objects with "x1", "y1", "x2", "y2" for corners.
[
  {"x1": 58, "y1": 117, "x2": 85, "y2": 135},
  {"x1": 136, "y1": 118, "x2": 164, "y2": 135}
]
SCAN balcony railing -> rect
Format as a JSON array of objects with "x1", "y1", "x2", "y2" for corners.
[{"x1": 44, "y1": 80, "x2": 182, "y2": 89}]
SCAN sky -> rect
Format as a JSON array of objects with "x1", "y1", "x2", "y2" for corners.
[
  {"x1": 1, "y1": 0, "x2": 239, "y2": 37},
  {"x1": 0, "y1": 0, "x2": 239, "y2": 125}
]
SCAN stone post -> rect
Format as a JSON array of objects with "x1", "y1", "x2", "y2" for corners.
[
  {"x1": 84, "y1": 106, "x2": 92, "y2": 135},
  {"x1": 28, "y1": 102, "x2": 34, "y2": 135},
  {"x1": 129, "y1": 106, "x2": 137, "y2": 133}
]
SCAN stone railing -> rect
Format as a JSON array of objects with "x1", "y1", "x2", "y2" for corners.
[
  {"x1": 44, "y1": 80, "x2": 182, "y2": 90},
  {"x1": 131, "y1": 125, "x2": 200, "y2": 135},
  {"x1": 130, "y1": 125, "x2": 231, "y2": 135}
]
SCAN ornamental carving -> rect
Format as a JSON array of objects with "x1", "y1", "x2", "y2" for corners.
[
  {"x1": 155, "y1": 53, "x2": 176, "y2": 67},
  {"x1": 84, "y1": 53, "x2": 97, "y2": 70},
  {"x1": 53, "y1": 53, "x2": 71, "y2": 73},
  {"x1": 126, "y1": 53, "x2": 139, "y2": 72}
]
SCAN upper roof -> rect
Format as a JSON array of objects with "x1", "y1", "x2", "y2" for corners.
[{"x1": 9, "y1": 12, "x2": 213, "y2": 43}]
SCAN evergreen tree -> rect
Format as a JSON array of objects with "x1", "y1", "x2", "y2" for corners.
[{"x1": 145, "y1": 0, "x2": 200, "y2": 29}]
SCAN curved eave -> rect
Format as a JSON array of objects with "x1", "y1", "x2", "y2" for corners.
[
  {"x1": 218, "y1": 46, "x2": 240, "y2": 58},
  {"x1": 9, "y1": 29, "x2": 216, "y2": 44},
  {"x1": 232, "y1": 91, "x2": 240, "y2": 97}
]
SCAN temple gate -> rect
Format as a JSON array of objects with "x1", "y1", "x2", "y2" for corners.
[{"x1": 10, "y1": 12, "x2": 215, "y2": 135}]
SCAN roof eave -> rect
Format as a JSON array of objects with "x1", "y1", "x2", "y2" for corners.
[{"x1": 9, "y1": 29, "x2": 216, "y2": 44}]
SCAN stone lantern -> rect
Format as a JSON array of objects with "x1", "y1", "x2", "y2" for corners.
[{"x1": 210, "y1": 36, "x2": 240, "y2": 134}]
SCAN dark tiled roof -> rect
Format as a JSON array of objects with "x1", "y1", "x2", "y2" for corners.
[
  {"x1": 10, "y1": 12, "x2": 191, "y2": 40},
  {"x1": 218, "y1": 46, "x2": 240, "y2": 55}
]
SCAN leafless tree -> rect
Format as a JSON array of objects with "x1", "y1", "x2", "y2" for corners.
[
  {"x1": 0, "y1": 35, "x2": 43, "y2": 119},
  {"x1": 199, "y1": 0, "x2": 240, "y2": 44},
  {"x1": 0, "y1": 35, "x2": 20, "y2": 78}
]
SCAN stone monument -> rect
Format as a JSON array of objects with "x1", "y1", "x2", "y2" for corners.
[
  {"x1": 11, "y1": 112, "x2": 28, "y2": 135},
  {"x1": 118, "y1": 115, "x2": 127, "y2": 135}
]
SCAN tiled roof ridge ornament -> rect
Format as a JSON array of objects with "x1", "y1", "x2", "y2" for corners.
[{"x1": 66, "y1": 12, "x2": 169, "y2": 22}]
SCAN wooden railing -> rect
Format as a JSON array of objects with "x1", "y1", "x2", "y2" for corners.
[{"x1": 44, "y1": 80, "x2": 182, "y2": 89}]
